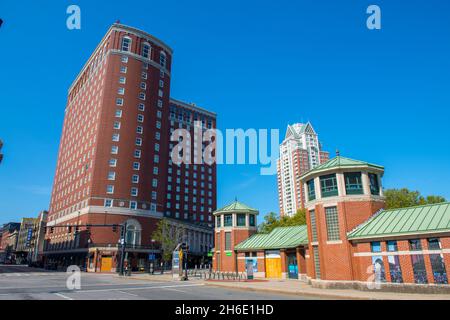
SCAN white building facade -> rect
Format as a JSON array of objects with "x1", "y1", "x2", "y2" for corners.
[{"x1": 277, "y1": 122, "x2": 329, "y2": 217}]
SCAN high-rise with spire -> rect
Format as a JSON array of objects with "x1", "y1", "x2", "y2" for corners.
[{"x1": 277, "y1": 122, "x2": 329, "y2": 216}]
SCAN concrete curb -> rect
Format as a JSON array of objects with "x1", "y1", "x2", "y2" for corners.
[{"x1": 203, "y1": 281, "x2": 370, "y2": 300}]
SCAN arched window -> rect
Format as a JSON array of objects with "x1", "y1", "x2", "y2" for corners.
[
  {"x1": 141, "y1": 43, "x2": 151, "y2": 59},
  {"x1": 121, "y1": 36, "x2": 131, "y2": 52},
  {"x1": 160, "y1": 51, "x2": 167, "y2": 68},
  {"x1": 125, "y1": 219, "x2": 141, "y2": 246}
]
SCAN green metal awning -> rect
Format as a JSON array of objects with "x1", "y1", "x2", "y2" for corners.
[
  {"x1": 235, "y1": 225, "x2": 308, "y2": 251},
  {"x1": 348, "y1": 202, "x2": 450, "y2": 240}
]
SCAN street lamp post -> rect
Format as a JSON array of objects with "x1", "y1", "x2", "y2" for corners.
[{"x1": 119, "y1": 222, "x2": 127, "y2": 276}]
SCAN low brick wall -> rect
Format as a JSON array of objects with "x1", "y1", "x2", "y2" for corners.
[{"x1": 310, "y1": 279, "x2": 450, "y2": 294}]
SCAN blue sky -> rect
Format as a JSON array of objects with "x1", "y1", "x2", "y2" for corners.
[{"x1": 0, "y1": 0, "x2": 449, "y2": 223}]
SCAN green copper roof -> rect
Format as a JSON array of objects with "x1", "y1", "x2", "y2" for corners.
[
  {"x1": 214, "y1": 200, "x2": 258, "y2": 214},
  {"x1": 235, "y1": 225, "x2": 308, "y2": 251},
  {"x1": 300, "y1": 156, "x2": 384, "y2": 180},
  {"x1": 348, "y1": 202, "x2": 450, "y2": 240}
]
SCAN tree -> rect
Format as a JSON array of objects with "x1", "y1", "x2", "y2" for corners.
[
  {"x1": 151, "y1": 219, "x2": 184, "y2": 263},
  {"x1": 258, "y1": 209, "x2": 307, "y2": 234},
  {"x1": 384, "y1": 188, "x2": 446, "y2": 209}
]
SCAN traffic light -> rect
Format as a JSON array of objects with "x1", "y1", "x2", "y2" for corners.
[
  {"x1": 50, "y1": 227, "x2": 54, "y2": 234},
  {"x1": 112, "y1": 224, "x2": 118, "y2": 232},
  {"x1": 75, "y1": 226, "x2": 79, "y2": 233},
  {"x1": 68, "y1": 226, "x2": 72, "y2": 233}
]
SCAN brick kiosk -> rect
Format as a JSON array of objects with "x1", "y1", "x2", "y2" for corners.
[
  {"x1": 300, "y1": 156, "x2": 386, "y2": 281},
  {"x1": 212, "y1": 201, "x2": 259, "y2": 273}
]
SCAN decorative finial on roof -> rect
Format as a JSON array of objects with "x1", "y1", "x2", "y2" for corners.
[
  {"x1": 336, "y1": 149, "x2": 340, "y2": 157},
  {"x1": 235, "y1": 196, "x2": 238, "y2": 202},
  {"x1": 115, "y1": 19, "x2": 121, "y2": 24}
]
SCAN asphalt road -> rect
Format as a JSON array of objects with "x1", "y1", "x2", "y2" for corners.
[{"x1": 0, "y1": 265, "x2": 313, "y2": 300}]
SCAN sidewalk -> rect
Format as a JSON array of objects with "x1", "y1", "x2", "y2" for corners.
[{"x1": 204, "y1": 279, "x2": 450, "y2": 300}]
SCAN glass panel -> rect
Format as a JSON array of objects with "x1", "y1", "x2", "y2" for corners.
[
  {"x1": 307, "y1": 179, "x2": 316, "y2": 201},
  {"x1": 411, "y1": 254, "x2": 428, "y2": 284},
  {"x1": 427, "y1": 238, "x2": 441, "y2": 250},
  {"x1": 369, "y1": 173, "x2": 380, "y2": 195},
  {"x1": 371, "y1": 241, "x2": 381, "y2": 253},
  {"x1": 224, "y1": 214, "x2": 232, "y2": 227},
  {"x1": 224, "y1": 232, "x2": 231, "y2": 251},
  {"x1": 344, "y1": 172, "x2": 363, "y2": 195},
  {"x1": 309, "y1": 210, "x2": 318, "y2": 242},
  {"x1": 325, "y1": 206, "x2": 340, "y2": 241},
  {"x1": 237, "y1": 214, "x2": 246, "y2": 227},
  {"x1": 313, "y1": 246, "x2": 321, "y2": 279},
  {"x1": 429, "y1": 254, "x2": 448, "y2": 284},
  {"x1": 249, "y1": 215, "x2": 256, "y2": 227},
  {"x1": 387, "y1": 255, "x2": 403, "y2": 283},
  {"x1": 320, "y1": 174, "x2": 338, "y2": 197},
  {"x1": 409, "y1": 239, "x2": 422, "y2": 251},
  {"x1": 215, "y1": 216, "x2": 221, "y2": 228},
  {"x1": 387, "y1": 240, "x2": 398, "y2": 252}
]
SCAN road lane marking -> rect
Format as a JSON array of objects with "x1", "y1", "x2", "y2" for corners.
[
  {"x1": 163, "y1": 287, "x2": 186, "y2": 293},
  {"x1": 53, "y1": 293, "x2": 73, "y2": 300},
  {"x1": 64, "y1": 283, "x2": 204, "y2": 294},
  {"x1": 117, "y1": 290, "x2": 139, "y2": 297}
]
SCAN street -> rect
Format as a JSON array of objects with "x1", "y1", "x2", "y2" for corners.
[{"x1": 0, "y1": 265, "x2": 313, "y2": 300}]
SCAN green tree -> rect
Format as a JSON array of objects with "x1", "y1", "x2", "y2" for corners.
[
  {"x1": 258, "y1": 209, "x2": 307, "y2": 233},
  {"x1": 151, "y1": 219, "x2": 184, "y2": 262},
  {"x1": 384, "y1": 188, "x2": 446, "y2": 209}
]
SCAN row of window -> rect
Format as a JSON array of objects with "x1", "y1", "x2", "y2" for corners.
[
  {"x1": 121, "y1": 36, "x2": 167, "y2": 68},
  {"x1": 216, "y1": 214, "x2": 256, "y2": 228},
  {"x1": 307, "y1": 172, "x2": 380, "y2": 201},
  {"x1": 309, "y1": 207, "x2": 340, "y2": 242},
  {"x1": 370, "y1": 239, "x2": 447, "y2": 284}
]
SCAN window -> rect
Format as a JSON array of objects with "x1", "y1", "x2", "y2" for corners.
[
  {"x1": 141, "y1": 43, "x2": 151, "y2": 58},
  {"x1": 371, "y1": 241, "x2": 381, "y2": 253},
  {"x1": 131, "y1": 188, "x2": 138, "y2": 197},
  {"x1": 107, "y1": 172, "x2": 116, "y2": 180},
  {"x1": 153, "y1": 167, "x2": 159, "y2": 175},
  {"x1": 249, "y1": 215, "x2": 256, "y2": 227},
  {"x1": 136, "y1": 126, "x2": 143, "y2": 134},
  {"x1": 130, "y1": 201, "x2": 137, "y2": 210},
  {"x1": 135, "y1": 138, "x2": 142, "y2": 146},
  {"x1": 106, "y1": 185, "x2": 114, "y2": 194},
  {"x1": 138, "y1": 103, "x2": 145, "y2": 111},
  {"x1": 313, "y1": 246, "x2": 321, "y2": 279},
  {"x1": 429, "y1": 254, "x2": 448, "y2": 284},
  {"x1": 111, "y1": 146, "x2": 119, "y2": 154},
  {"x1": 113, "y1": 121, "x2": 121, "y2": 129},
  {"x1": 141, "y1": 71, "x2": 147, "y2": 80},
  {"x1": 216, "y1": 216, "x2": 221, "y2": 228},
  {"x1": 160, "y1": 51, "x2": 167, "y2": 67},
  {"x1": 140, "y1": 82, "x2": 146, "y2": 90},
  {"x1": 120, "y1": 66, "x2": 127, "y2": 74},
  {"x1": 309, "y1": 210, "x2": 318, "y2": 242},
  {"x1": 369, "y1": 173, "x2": 380, "y2": 195},
  {"x1": 224, "y1": 214, "x2": 232, "y2": 227},
  {"x1": 125, "y1": 221, "x2": 141, "y2": 246},
  {"x1": 156, "y1": 121, "x2": 161, "y2": 129},
  {"x1": 115, "y1": 109, "x2": 122, "y2": 118},
  {"x1": 152, "y1": 179, "x2": 158, "y2": 188},
  {"x1": 152, "y1": 191, "x2": 157, "y2": 200},
  {"x1": 325, "y1": 206, "x2": 340, "y2": 241},
  {"x1": 112, "y1": 133, "x2": 120, "y2": 142},
  {"x1": 411, "y1": 254, "x2": 428, "y2": 284},
  {"x1": 307, "y1": 179, "x2": 316, "y2": 201},
  {"x1": 133, "y1": 162, "x2": 140, "y2": 170},
  {"x1": 117, "y1": 87, "x2": 125, "y2": 95},
  {"x1": 387, "y1": 254, "x2": 403, "y2": 283},
  {"x1": 320, "y1": 174, "x2": 338, "y2": 197},
  {"x1": 121, "y1": 37, "x2": 131, "y2": 52},
  {"x1": 427, "y1": 238, "x2": 441, "y2": 250},
  {"x1": 139, "y1": 92, "x2": 146, "y2": 100},
  {"x1": 121, "y1": 56, "x2": 128, "y2": 63},
  {"x1": 159, "y1": 80, "x2": 164, "y2": 88},
  {"x1": 109, "y1": 159, "x2": 117, "y2": 167},
  {"x1": 237, "y1": 214, "x2": 246, "y2": 227},
  {"x1": 134, "y1": 150, "x2": 141, "y2": 158},
  {"x1": 104, "y1": 199, "x2": 113, "y2": 207},
  {"x1": 225, "y1": 232, "x2": 231, "y2": 251},
  {"x1": 137, "y1": 114, "x2": 144, "y2": 122},
  {"x1": 387, "y1": 240, "x2": 398, "y2": 252},
  {"x1": 155, "y1": 143, "x2": 160, "y2": 152},
  {"x1": 409, "y1": 239, "x2": 422, "y2": 251},
  {"x1": 119, "y1": 77, "x2": 126, "y2": 84},
  {"x1": 116, "y1": 98, "x2": 123, "y2": 106},
  {"x1": 132, "y1": 175, "x2": 139, "y2": 183},
  {"x1": 344, "y1": 172, "x2": 363, "y2": 195}
]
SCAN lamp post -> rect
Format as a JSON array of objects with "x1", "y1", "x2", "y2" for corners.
[{"x1": 119, "y1": 222, "x2": 127, "y2": 276}]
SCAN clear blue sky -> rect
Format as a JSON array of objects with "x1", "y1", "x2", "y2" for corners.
[{"x1": 0, "y1": 0, "x2": 449, "y2": 224}]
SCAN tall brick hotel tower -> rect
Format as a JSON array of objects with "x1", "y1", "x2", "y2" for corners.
[{"x1": 45, "y1": 23, "x2": 216, "y2": 272}]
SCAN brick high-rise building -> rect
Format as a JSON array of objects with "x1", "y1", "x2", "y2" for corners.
[
  {"x1": 44, "y1": 23, "x2": 216, "y2": 272},
  {"x1": 277, "y1": 122, "x2": 329, "y2": 216}
]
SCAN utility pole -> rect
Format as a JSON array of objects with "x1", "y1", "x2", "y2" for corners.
[
  {"x1": 119, "y1": 222, "x2": 127, "y2": 275},
  {"x1": 0, "y1": 139, "x2": 4, "y2": 164}
]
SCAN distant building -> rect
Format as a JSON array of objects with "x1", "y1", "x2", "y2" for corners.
[
  {"x1": 15, "y1": 218, "x2": 37, "y2": 264},
  {"x1": 0, "y1": 222, "x2": 20, "y2": 263},
  {"x1": 277, "y1": 122, "x2": 329, "y2": 216},
  {"x1": 29, "y1": 211, "x2": 48, "y2": 263}
]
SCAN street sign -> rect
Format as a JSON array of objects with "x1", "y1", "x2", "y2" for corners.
[{"x1": 226, "y1": 252, "x2": 232, "y2": 256}]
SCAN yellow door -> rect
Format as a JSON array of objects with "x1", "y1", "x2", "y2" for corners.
[
  {"x1": 265, "y1": 258, "x2": 282, "y2": 278},
  {"x1": 100, "y1": 256, "x2": 112, "y2": 272}
]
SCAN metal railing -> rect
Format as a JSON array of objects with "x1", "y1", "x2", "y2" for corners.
[{"x1": 187, "y1": 268, "x2": 247, "y2": 281}]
